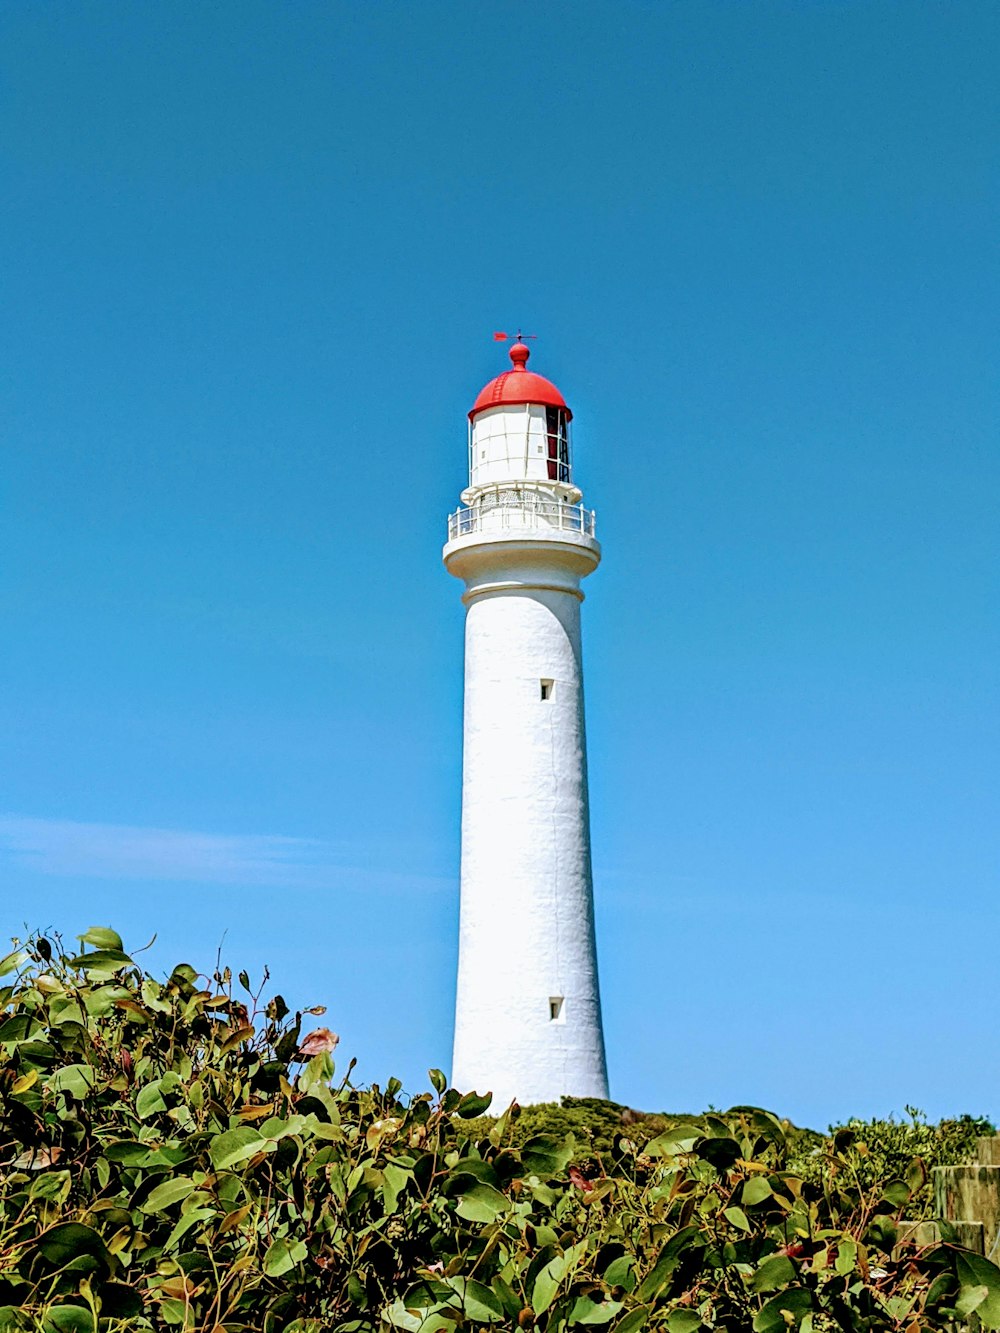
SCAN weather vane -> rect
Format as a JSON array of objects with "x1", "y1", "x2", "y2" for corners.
[{"x1": 492, "y1": 329, "x2": 537, "y2": 344}]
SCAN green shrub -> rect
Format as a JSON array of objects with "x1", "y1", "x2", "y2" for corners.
[
  {"x1": 457, "y1": 1098, "x2": 651, "y2": 1159},
  {"x1": 460, "y1": 1102, "x2": 825, "y2": 1171},
  {"x1": 790, "y1": 1109, "x2": 995, "y2": 1220},
  {"x1": 1, "y1": 928, "x2": 999, "y2": 1332}
]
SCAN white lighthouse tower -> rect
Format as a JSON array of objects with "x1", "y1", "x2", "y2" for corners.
[{"x1": 445, "y1": 337, "x2": 608, "y2": 1108}]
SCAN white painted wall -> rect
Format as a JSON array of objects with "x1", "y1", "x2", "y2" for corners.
[{"x1": 445, "y1": 529, "x2": 608, "y2": 1109}]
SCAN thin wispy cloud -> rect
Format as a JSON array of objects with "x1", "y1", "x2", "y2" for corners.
[{"x1": 0, "y1": 815, "x2": 448, "y2": 893}]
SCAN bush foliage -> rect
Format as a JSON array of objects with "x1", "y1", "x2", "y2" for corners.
[
  {"x1": 467, "y1": 1104, "x2": 992, "y2": 1224},
  {"x1": 1, "y1": 929, "x2": 999, "y2": 1332}
]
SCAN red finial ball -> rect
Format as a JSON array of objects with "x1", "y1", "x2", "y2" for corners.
[{"x1": 509, "y1": 341, "x2": 530, "y2": 370}]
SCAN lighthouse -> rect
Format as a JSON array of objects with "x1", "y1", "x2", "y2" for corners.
[{"x1": 445, "y1": 337, "x2": 608, "y2": 1107}]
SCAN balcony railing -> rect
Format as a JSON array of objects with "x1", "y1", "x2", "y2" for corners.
[{"x1": 447, "y1": 497, "x2": 597, "y2": 542}]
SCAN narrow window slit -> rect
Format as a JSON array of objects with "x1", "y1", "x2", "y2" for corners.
[
  {"x1": 549, "y1": 996, "x2": 565, "y2": 1022},
  {"x1": 540, "y1": 679, "x2": 553, "y2": 701}
]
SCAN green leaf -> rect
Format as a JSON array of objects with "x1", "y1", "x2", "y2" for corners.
[
  {"x1": 93, "y1": 1284, "x2": 142, "y2": 1320},
  {"x1": 42, "y1": 1307, "x2": 95, "y2": 1333},
  {"x1": 445, "y1": 1157, "x2": 499, "y2": 1188},
  {"x1": 0, "y1": 1015, "x2": 43, "y2": 1044},
  {"x1": 399, "y1": 1278, "x2": 449, "y2": 1312},
  {"x1": 49, "y1": 996, "x2": 85, "y2": 1028},
  {"x1": 66, "y1": 949, "x2": 132, "y2": 973},
  {"x1": 833, "y1": 1240, "x2": 857, "y2": 1275},
  {"x1": 0, "y1": 950, "x2": 28, "y2": 978},
  {"x1": 259, "y1": 1114, "x2": 309, "y2": 1141},
  {"x1": 724, "y1": 1205, "x2": 750, "y2": 1232},
  {"x1": 429, "y1": 1068, "x2": 447, "y2": 1095},
  {"x1": 955, "y1": 1252, "x2": 1000, "y2": 1330},
  {"x1": 956, "y1": 1285, "x2": 989, "y2": 1318},
  {"x1": 444, "y1": 1277, "x2": 503, "y2": 1322},
  {"x1": 263, "y1": 1236, "x2": 308, "y2": 1277},
  {"x1": 614, "y1": 1308, "x2": 650, "y2": 1333},
  {"x1": 666, "y1": 1314, "x2": 702, "y2": 1333},
  {"x1": 220, "y1": 1024, "x2": 254, "y2": 1055},
  {"x1": 743, "y1": 1176, "x2": 773, "y2": 1206},
  {"x1": 374, "y1": 1305, "x2": 421, "y2": 1333},
  {"x1": 163, "y1": 1206, "x2": 215, "y2": 1252},
  {"x1": 880, "y1": 1179, "x2": 910, "y2": 1208},
  {"x1": 29, "y1": 1171, "x2": 71, "y2": 1205},
  {"x1": 141, "y1": 1176, "x2": 195, "y2": 1213},
  {"x1": 644, "y1": 1124, "x2": 702, "y2": 1155},
  {"x1": 905, "y1": 1156, "x2": 927, "y2": 1194},
  {"x1": 210, "y1": 1125, "x2": 266, "y2": 1170},
  {"x1": 104, "y1": 1141, "x2": 156, "y2": 1166},
  {"x1": 520, "y1": 1133, "x2": 574, "y2": 1179},
  {"x1": 531, "y1": 1246, "x2": 585, "y2": 1316},
  {"x1": 570, "y1": 1297, "x2": 623, "y2": 1325},
  {"x1": 866, "y1": 1217, "x2": 897, "y2": 1250},
  {"x1": 78, "y1": 927, "x2": 124, "y2": 951},
  {"x1": 36, "y1": 1223, "x2": 110, "y2": 1270},
  {"x1": 456, "y1": 1090, "x2": 493, "y2": 1118},
  {"x1": 382, "y1": 1162, "x2": 410, "y2": 1211},
  {"x1": 752, "y1": 1289, "x2": 812, "y2": 1333},
  {"x1": 698, "y1": 1136, "x2": 742, "y2": 1171},
  {"x1": 604, "y1": 1255, "x2": 633, "y2": 1288},
  {"x1": 922, "y1": 1269, "x2": 953, "y2": 1307},
  {"x1": 135, "y1": 1082, "x2": 167, "y2": 1119},
  {"x1": 532, "y1": 1257, "x2": 564, "y2": 1316},
  {"x1": 455, "y1": 1182, "x2": 508, "y2": 1223},
  {"x1": 49, "y1": 1064, "x2": 95, "y2": 1099},
  {"x1": 491, "y1": 1276, "x2": 521, "y2": 1320},
  {"x1": 636, "y1": 1228, "x2": 704, "y2": 1303},
  {"x1": 158, "y1": 1298, "x2": 187, "y2": 1325},
  {"x1": 753, "y1": 1254, "x2": 796, "y2": 1293}
]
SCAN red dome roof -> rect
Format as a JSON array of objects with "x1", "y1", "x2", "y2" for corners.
[{"x1": 469, "y1": 341, "x2": 571, "y2": 420}]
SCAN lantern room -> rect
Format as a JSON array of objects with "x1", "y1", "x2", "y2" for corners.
[{"x1": 467, "y1": 342, "x2": 575, "y2": 493}]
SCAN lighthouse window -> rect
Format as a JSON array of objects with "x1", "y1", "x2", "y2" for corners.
[
  {"x1": 545, "y1": 408, "x2": 571, "y2": 483},
  {"x1": 549, "y1": 996, "x2": 565, "y2": 1022},
  {"x1": 540, "y1": 679, "x2": 553, "y2": 701}
]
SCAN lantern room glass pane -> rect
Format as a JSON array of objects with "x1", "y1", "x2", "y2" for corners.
[{"x1": 545, "y1": 408, "x2": 571, "y2": 483}]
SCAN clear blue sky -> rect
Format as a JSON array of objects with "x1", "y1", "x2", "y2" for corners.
[{"x1": 2, "y1": 1, "x2": 997, "y2": 1129}]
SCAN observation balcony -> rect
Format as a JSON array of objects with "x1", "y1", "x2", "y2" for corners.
[{"x1": 447, "y1": 496, "x2": 596, "y2": 543}]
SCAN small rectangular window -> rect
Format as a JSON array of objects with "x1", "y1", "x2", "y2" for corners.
[
  {"x1": 540, "y1": 679, "x2": 553, "y2": 701},
  {"x1": 549, "y1": 996, "x2": 564, "y2": 1022}
]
